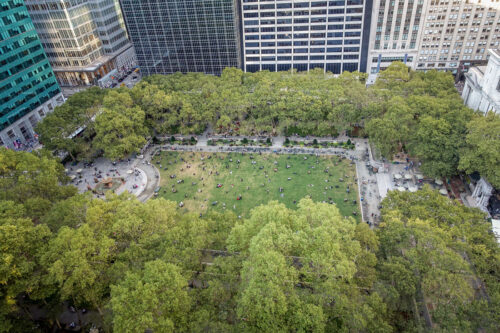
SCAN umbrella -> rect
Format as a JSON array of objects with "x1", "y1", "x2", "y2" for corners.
[
  {"x1": 397, "y1": 186, "x2": 406, "y2": 191},
  {"x1": 76, "y1": 168, "x2": 83, "y2": 173},
  {"x1": 127, "y1": 170, "x2": 134, "y2": 174},
  {"x1": 415, "y1": 174, "x2": 424, "y2": 180},
  {"x1": 439, "y1": 188, "x2": 448, "y2": 195},
  {"x1": 435, "y1": 179, "x2": 443, "y2": 185},
  {"x1": 65, "y1": 168, "x2": 69, "y2": 173},
  {"x1": 394, "y1": 174, "x2": 402, "y2": 179},
  {"x1": 408, "y1": 186, "x2": 418, "y2": 192},
  {"x1": 404, "y1": 174, "x2": 412, "y2": 180}
]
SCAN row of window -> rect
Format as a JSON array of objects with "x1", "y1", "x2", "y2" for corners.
[
  {"x1": 371, "y1": 56, "x2": 414, "y2": 63},
  {"x1": 246, "y1": 54, "x2": 360, "y2": 61},
  {"x1": 246, "y1": 32, "x2": 362, "y2": 39},
  {"x1": 245, "y1": 41, "x2": 359, "y2": 48},
  {"x1": 246, "y1": 39, "x2": 359, "y2": 46},
  {"x1": 244, "y1": 18, "x2": 362, "y2": 25},
  {"x1": 242, "y1": 0, "x2": 364, "y2": 7},
  {"x1": 1, "y1": 85, "x2": 60, "y2": 131},
  {"x1": 244, "y1": 10, "x2": 363, "y2": 18},
  {"x1": 245, "y1": 62, "x2": 359, "y2": 74}
]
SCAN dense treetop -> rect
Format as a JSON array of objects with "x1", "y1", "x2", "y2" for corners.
[{"x1": 0, "y1": 146, "x2": 499, "y2": 332}]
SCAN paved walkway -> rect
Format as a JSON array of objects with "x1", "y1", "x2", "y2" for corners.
[{"x1": 65, "y1": 152, "x2": 160, "y2": 203}]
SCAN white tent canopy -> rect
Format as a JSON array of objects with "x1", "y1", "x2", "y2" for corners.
[
  {"x1": 435, "y1": 179, "x2": 443, "y2": 185},
  {"x1": 394, "y1": 174, "x2": 403, "y2": 180},
  {"x1": 408, "y1": 186, "x2": 418, "y2": 192},
  {"x1": 404, "y1": 174, "x2": 413, "y2": 180},
  {"x1": 439, "y1": 188, "x2": 448, "y2": 195},
  {"x1": 397, "y1": 186, "x2": 406, "y2": 191}
]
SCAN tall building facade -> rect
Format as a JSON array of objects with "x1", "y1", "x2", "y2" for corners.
[
  {"x1": 24, "y1": 0, "x2": 136, "y2": 87},
  {"x1": 366, "y1": 0, "x2": 427, "y2": 83},
  {"x1": 119, "y1": 0, "x2": 241, "y2": 76},
  {"x1": 241, "y1": 0, "x2": 373, "y2": 74},
  {"x1": 0, "y1": 0, "x2": 64, "y2": 148},
  {"x1": 367, "y1": 0, "x2": 500, "y2": 83},
  {"x1": 416, "y1": 0, "x2": 500, "y2": 73}
]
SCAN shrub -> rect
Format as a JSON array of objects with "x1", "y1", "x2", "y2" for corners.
[
  {"x1": 313, "y1": 139, "x2": 318, "y2": 145},
  {"x1": 170, "y1": 136, "x2": 176, "y2": 143},
  {"x1": 347, "y1": 139, "x2": 352, "y2": 145},
  {"x1": 266, "y1": 137, "x2": 271, "y2": 144},
  {"x1": 285, "y1": 137, "x2": 290, "y2": 144},
  {"x1": 242, "y1": 137, "x2": 248, "y2": 144}
]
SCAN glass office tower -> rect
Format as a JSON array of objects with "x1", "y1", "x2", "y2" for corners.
[
  {"x1": 0, "y1": 0, "x2": 64, "y2": 148},
  {"x1": 25, "y1": 0, "x2": 136, "y2": 87},
  {"x1": 120, "y1": 0, "x2": 241, "y2": 75}
]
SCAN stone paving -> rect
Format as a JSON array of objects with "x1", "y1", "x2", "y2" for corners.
[{"x1": 66, "y1": 157, "x2": 151, "y2": 200}]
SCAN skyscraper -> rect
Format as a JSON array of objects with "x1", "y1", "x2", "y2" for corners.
[
  {"x1": 24, "y1": 0, "x2": 136, "y2": 87},
  {"x1": 119, "y1": 0, "x2": 241, "y2": 75},
  {"x1": 0, "y1": 0, "x2": 64, "y2": 148},
  {"x1": 241, "y1": 0, "x2": 373, "y2": 74}
]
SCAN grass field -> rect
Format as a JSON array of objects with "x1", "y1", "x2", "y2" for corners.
[{"x1": 154, "y1": 151, "x2": 359, "y2": 219}]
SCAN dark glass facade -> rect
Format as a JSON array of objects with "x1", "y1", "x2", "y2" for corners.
[
  {"x1": 0, "y1": 0, "x2": 60, "y2": 132},
  {"x1": 120, "y1": 0, "x2": 241, "y2": 75}
]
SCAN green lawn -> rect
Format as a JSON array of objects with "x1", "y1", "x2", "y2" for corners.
[{"x1": 154, "y1": 151, "x2": 359, "y2": 219}]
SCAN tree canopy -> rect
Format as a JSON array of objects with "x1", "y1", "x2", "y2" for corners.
[
  {"x1": 459, "y1": 111, "x2": 500, "y2": 188},
  {"x1": 377, "y1": 186, "x2": 500, "y2": 331},
  {"x1": 0, "y1": 147, "x2": 499, "y2": 332}
]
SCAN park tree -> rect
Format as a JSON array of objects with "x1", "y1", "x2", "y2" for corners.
[
  {"x1": 226, "y1": 199, "x2": 390, "y2": 332},
  {"x1": 0, "y1": 203, "x2": 52, "y2": 331},
  {"x1": 366, "y1": 96, "x2": 413, "y2": 157},
  {"x1": 35, "y1": 87, "x2": 107, "y2": 161},
  {"x1": 378, "y1": 187, "x2": 500, "y2": 331},
  {"x1": 94, "y1": 90, "x2": 147, "y2": 160},
  {"x1": 459, "y1": 111, "x2": 500, "y2": 188},
  {"x1": 41, "y1": 224, "x2": 116, "y2": 315},
  {"x1": 373, "y1": 61, "x2": 411, "y2": 93},
  {"x1": 41, "y1": 193, "x2": 91, "y2": 232},
  {"x1": 131, "y1": 81, "x2": 182, "y2": 134},
  {"x1": 109, "y1": 260, "x2": 191, "y2": 333},
  {"x1": 408, "y1": 115, "x2": 459, "y2": 177},
  {"x1": 0, "y1": 148, "x2": 77, "y2": 220}
]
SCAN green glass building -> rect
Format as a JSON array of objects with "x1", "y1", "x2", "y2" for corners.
[{"x1": 0, "y1": 0, "x2": 63, "y2": 148}]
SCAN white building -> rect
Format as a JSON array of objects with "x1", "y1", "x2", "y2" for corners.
[
  {"x1": 462, "y1": 48, "x2": 500, "y2": 113},
  {"x1": 25, "y1": 0, "x2": 136, "y2": 87},
  {"x1": 241, "y1": 0, "x2": 371, "y2": 74}
]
